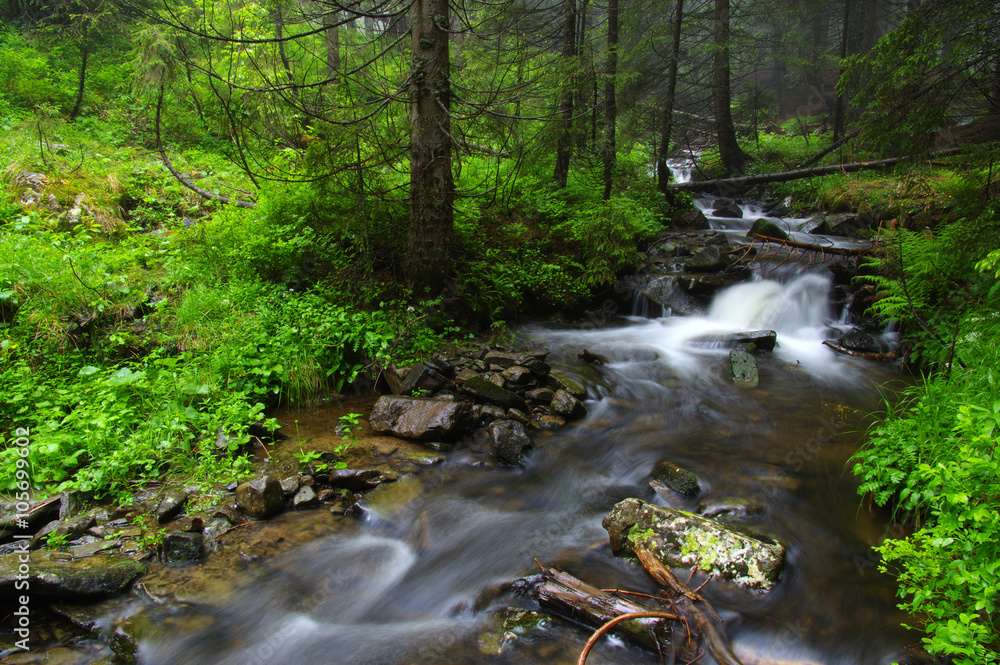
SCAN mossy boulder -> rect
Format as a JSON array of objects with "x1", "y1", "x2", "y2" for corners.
[
  {"x1": 0, "y1": 552, "x2": 145, "y2": 598},
  {"x1": 602, "y1": 498, "x2": 784, "y2": 592},
  {"x1": 746, "y1": 218, "x2": 789, "y2": 241}
]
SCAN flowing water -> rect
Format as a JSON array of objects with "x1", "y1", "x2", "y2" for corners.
[{"x1": 140, "y1": 176, "x2": 917, "y2": 665}]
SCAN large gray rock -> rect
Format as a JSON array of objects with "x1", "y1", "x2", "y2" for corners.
[
  {"x1": 684, "y1": 245, "x2": 728, "y2": 272},
  {"x1": 235, "y1": 476, "x2": 284, "y2": 519},
  {"x1": 0, "y1": 551, "x2": 145, "y2": 598},
  {"x1": 688, "y1": 330, "x2": 777, "y2": 352},
  {"x1": 369, "y1": 395, "x2": 473, "y2": 441},
  {"x1": 488, "y1": 420, "x2": 534, "y2": 466},
  {"x1": 461, "y1": 376, "x2": 529, "y2": 413},
  {"x1": 713, "y1": 202, "x2": 743, "y2": 218},
  {"x1": 602, "y1": 498, "x2": 784, "y2": 592},
  {"x1": 730, "y1": 344, "x2": 759, "y2": 386}
]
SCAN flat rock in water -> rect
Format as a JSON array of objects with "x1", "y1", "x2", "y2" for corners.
[
  {"x1": 369, "y1": 395, "x2": 473, "y2": 441},
  {"x1": 684, "y1": 245, "x2": 728, "y2": 272},
  {"x1": 0, "y1": 551, "x2": 145, "y2": 598},
  {"x1": 688, "y1": 330, "x2": 776, "y2": 352},
  {"x1": 713, "y1": 202, "x2": 743, "y2": 218},
  {"x1": 602, "y1": 498, "x2": 784, "y2": 592},
  {"x1": 161, "y1": 531, "x2": 204, "y2": 566}
]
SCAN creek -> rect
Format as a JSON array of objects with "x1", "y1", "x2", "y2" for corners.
[{"x1": 140, "y1": 178, "x2": 915, "y2": 665}]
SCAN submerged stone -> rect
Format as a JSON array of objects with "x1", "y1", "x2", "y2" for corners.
[
  {"x1": 650, "y1": 460, "x2": 700, "y2": 497},
  {"x1": 729, "y1": 344, "x2": 759, "y2": 386},
  {"x1": 602, "y1": 498, "x2": 784, "y2": 592},
  {"x1": 550, "y1": 389, "x2": 586, "y2": 420}
]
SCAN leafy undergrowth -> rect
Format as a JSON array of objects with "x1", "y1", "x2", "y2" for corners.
[{"x1": 853, "y1": 314, "x2": 1000, "y2": 664}]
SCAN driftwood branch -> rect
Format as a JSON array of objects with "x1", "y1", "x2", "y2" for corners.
[
  {"x1": 822, "y1": 339, "x2": 898, "y2": 361},
  {"x1": 668, "y1": 147, "x2": 963, "y2": 192},
  {"x1": 576, "y1": 611, "x2": 681, "y2": 665},
  {"x1": 634, "y1": 547, "x2": 743, "y2": 665},
  {"x1": 154, "y1": 83, "x2": 257, "y2": 209},
  {"x1": 532, "y1": 567, "x2": 689, "y2": 655},
  {"x1": 746, "y1": 234, "x2": 870, "y2": 256}
]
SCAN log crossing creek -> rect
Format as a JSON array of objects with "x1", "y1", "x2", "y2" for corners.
[{"x1": 141, "y1": 169, "x2": 917, "y2": 665}]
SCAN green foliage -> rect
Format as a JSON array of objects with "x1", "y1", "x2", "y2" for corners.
[
  {"x1": 857, "y1": 197, "x2": 1000, "y2": 366},
  {"x1": 854, "y1": 313, "x2": 1000, "y2": 663}
]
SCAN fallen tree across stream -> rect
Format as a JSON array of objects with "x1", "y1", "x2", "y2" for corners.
[{"x1": 667, "y1": 147, "x2": 963, "y2": 193}]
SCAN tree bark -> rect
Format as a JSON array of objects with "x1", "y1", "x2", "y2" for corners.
[
  {"x1": 833, "y1": 0, "x2": 852, "y2": 142},
  {"x1": 324, "y1": 10, "x2": 340, "y2": 82},
  {"x1": 602, "y1": 0, "x2": 619, "y2": 201},
  {"x1": 69, "y1": 27, "x2": 89, "y2": 119},
  {"x1": 712, "y1": 0, "x2": 746, "y2": 175},
  {"x1": 407, "y1": 0, "x2": 454, "y2": 294},
  {"x1": 553, "y1": 0, "x2": 577, "y2": 188},
  {"x1": 656, "y1": 0, "x2": 684, "y2": 194}
]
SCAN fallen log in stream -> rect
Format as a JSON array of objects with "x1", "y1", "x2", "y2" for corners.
[{"x1": 530, "y1": 558, "x2": 741, "y2": 664}]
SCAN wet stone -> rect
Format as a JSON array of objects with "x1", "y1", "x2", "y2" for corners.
[
  {"x1": 534, "y1": 415, "x2": 567, "y2": 430},
  {"x1": 369, "y1": 395, "x2": 473, "y2": 441},
  {"x1": 0, "y1": 552, "x2": 145, "y2": 598},
  {"x1": 462, "y1": 376, "x2": 529, "y2": 412},
  {"x1": 280, "y1": 476, "x2": 301, "y2": 496},
  {"x1": 506, "y1": 408, "x2": 532, "y2": 427},
  {"x1": 489, "y1": 420, "x2": 534, "y2": 467},
  {"x1": 475, "y1": 404, "x2": 506, "y2": 426},
  {"x1": 550, "y1": 390, "x2": 587, "y2": 420},
  {"x1": 235, "y1": 476, "x2": 284, "y2": 519},
  {"x1": 400, "y1": 362, "x2": 450, "y2": 395},
  {"x1": 173, "y1": 515, "x2": 204, "y2": 533},
  {"x1": 154, "y1": 489, "x2": 188, "y2": 524},
  {"x1": 501, "y1": 365, "x2": 534, "y2": 385},
  {"x1": 292, "y1": 485, "x2": 319, "y2": 509},
  {"x1": 455, "y1": 368, "x2": 480, "y2": 384},
  {"x1": 747, "y1": 218, "x2": 789, "y2": 241},
  {"x1": 546, "y1": 373, "x2": 586, "y2": 400},
  {"x1": 327, "y1": 468, "x2": 397, "y2": 491},
  {"x1": 202, "y1": 518, "x2": 231, "y2": 541},
  {"x1": 525, "y1": 387, "x2": 554, "y2": 402},
  {"x1": 650, "y1": 460, "x2": 701, "y2": 497},
  {"x1": 406, "y1": 452, "x2": 446, "y2": 465},
  {"x1": 162, "y1": 531, "x2": 204, "y2": 566}
]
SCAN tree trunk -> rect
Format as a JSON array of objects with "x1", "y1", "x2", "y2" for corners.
[
  {"x1": 712, "y1": 0, "x2": 746, "y2": 175},
  {"x1": 272, "y1": 6, "x2": 295, "y2": 91},
  {"x1": 324, "y1": 11, "x2": 340, "y2": 82},
  {"x1": 657, "y1": 0, "x2": 684, "y2": 194},
  {"x1": 407, "y1": 0, "x2": 454, "y2": 294},
  {"x1": 602, "y1": 0, "x2": 619, "y2": 201},
  {"x1": 323, "y1": 12, "x2": 340, "y2": 83},
  {"x1": 553, "y1": 0, "x2": 577, "y2": 188},
  {"x1": 833, "y1": 0, "x2": 852, "y2": 141},
  {"x1": 69, "y1": 27, "x2": 89, "y2": 119}
]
